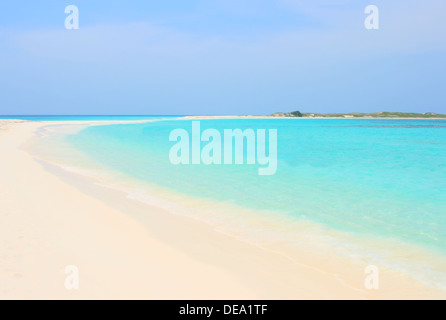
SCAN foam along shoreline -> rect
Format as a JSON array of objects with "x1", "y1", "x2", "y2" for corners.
[{"x1": 1, "y1": 119, "x2": 445, "y2": 299}]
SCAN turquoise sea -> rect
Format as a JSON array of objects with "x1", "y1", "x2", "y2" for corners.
[{"x1": 33, "y1": 118, "x2": 446, "y2": 288}]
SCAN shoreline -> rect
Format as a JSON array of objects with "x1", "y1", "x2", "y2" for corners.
[
  {"x1": 1, "y1": 119, "x2": 445, "y2": 299},
  {"x1": 184, "y1": 115, "x2": 446, "y2": 120}
]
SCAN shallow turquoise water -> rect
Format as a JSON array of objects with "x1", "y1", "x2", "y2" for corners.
[{"x1": 66, "y1": 119, "x2": 446, "y2": 255}]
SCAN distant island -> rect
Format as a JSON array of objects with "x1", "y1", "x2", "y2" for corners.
[{"x1": 271, "y1": 111, "x2": 446, "y2": 119}]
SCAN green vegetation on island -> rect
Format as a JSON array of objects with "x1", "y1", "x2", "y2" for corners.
[{"x1": 271, "y1": 111, "x2": 446, "y2": 119}]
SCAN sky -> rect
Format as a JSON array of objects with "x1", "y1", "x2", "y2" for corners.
[{"x1": 0, "y1": 0, "x2": 445, "y2": 115}]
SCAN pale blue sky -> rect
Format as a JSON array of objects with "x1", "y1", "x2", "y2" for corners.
[{"x1": 0, "y1": 1, "x2": 445, "y2": 115}]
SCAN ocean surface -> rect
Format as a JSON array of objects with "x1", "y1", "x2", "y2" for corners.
[{"x1": 33, "y1": 118, "x2": 446, "y2": 288}]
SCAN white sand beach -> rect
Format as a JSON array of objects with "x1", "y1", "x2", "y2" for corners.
[{"x1": 1, "y1": 120, "x2": 445, "y2": 299}]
